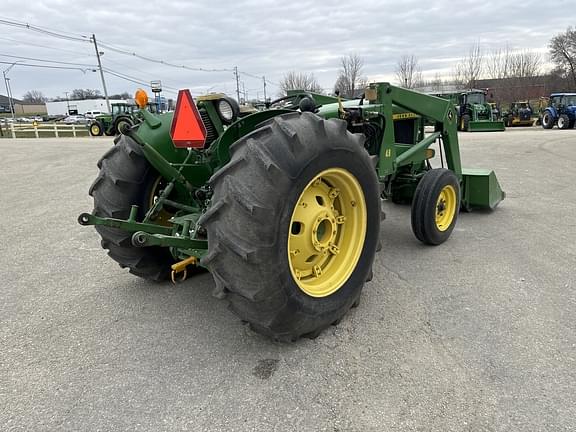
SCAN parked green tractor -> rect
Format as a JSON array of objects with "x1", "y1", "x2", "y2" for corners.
[
  {"x1": 79, "y1": 84, "x2": 504, "y2": 341},
  {"x1": 435, "y1": 90, "x2": 505, "y2": 132},
  {"x1": 88, "y1": 102, "x2": 158, "y2": 136}
]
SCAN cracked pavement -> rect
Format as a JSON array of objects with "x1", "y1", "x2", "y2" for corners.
[{"x1": 1, "y1": 129, "x2": 575, "y2": 431}]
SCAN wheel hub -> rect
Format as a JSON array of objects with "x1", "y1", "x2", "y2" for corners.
[
  {"x1": 435, "y1": 185, "x2": 457, "y2": 232},
  {"x1": 288, "y1": 168, "x2": 366, "y2": 298}
]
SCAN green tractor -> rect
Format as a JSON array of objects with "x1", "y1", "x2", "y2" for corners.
[
  {"x1": 435, "y1": 90, "x2": 505, "y2": 132},
  {"x1": 88, "y1": 102, "x2": 158, "y2": 137},
  {"x1": 78, "y1": 84, "x2": 504, "y2": 341}
]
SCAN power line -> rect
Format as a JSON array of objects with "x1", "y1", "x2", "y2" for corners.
[
  {"x1": 0, "y1": 18, "x2": 90, "y2": 43},
  {"x1": 239, "y1": 70, "x2": 279, "y2": 86},
  {"x1": 0, "y1": 60, "x2": 90, "y2": 72},
  {"x1": 103, "y1": 67, "x2": 179, "y2": 92},
  {"x1": 97, "y1": 41, "x2": 234, "y2": 73},
  {"x1": 0, "y1": 35, "x2": 94, "y2": 57},
  {"x1": 0, "y1": 52, "x2": 97, "y2": 67}
]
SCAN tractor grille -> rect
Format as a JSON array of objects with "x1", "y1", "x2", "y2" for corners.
[{"x1": 200, "y1": 110, "x2": 217, "y2": 148}]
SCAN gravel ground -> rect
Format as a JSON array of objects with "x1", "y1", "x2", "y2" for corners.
[{"x1": 1, "y1": 128, "x2": 575, "y2": 431}]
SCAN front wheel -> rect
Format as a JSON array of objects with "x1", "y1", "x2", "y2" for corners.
[
  {"x1": 89, "y1": 121, "x2": 103, "y2": 136},
  {"x1": 541, "y1": 111, "x2": 555, "y2": 129},
  {"x1": 411, "y1": 168, "x2": 460, "y2": 245},
  {"x1": 199, "y1": 112, "x2": 381, "y2": 341}
]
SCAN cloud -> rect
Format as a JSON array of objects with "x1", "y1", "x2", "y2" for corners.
[{"x1": 0, "y1": 0, "x2": 572, "y2": 99}]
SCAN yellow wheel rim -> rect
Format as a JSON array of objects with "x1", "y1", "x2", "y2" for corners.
[
  {"x1": 435, "y1": 185, "x2": 457, "y2": 232},
  {"x1": 148, "y1": 176, "x2": 174, "y2": 226},
  {"x1": 91, "y1": 125, "x2": 100, "y2": 135},
  {"x1": 287, "y1": 168, "x2": 367, "y2": 298}
]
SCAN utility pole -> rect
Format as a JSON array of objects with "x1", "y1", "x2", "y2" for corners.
[
  {"x1": 91, "y1": 34, "x2": 111, "y2": 113},
  {"x1": 3, "y1": 72, "x2": 15, "y2": 120},
  {"x1": 3, "y1": 62, "x2": 20, "y2": 120},
  {"x1": 65, "y1": 92, "x2": 70, "y2": 115},
  {"x1": 262, "y1": 76, "x2": 267, "y2": 102},
  {"x1": 233, "y1": 66, "x2": 240, "y2": 104}
]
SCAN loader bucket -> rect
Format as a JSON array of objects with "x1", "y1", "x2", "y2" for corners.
[
  {"x1": 461, "y1": 168, "x2": 505, "y2": 211},
  {"x1": 468, "y1": 120, "x2": 506, "y2": 132}
]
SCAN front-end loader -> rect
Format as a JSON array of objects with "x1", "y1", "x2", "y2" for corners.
[
  {"x1": 78, "y1": 83, "x2": 504, "y2": 341},
  {"x1": 436, "y1": 90, "x2": 505, "y2": 132}
]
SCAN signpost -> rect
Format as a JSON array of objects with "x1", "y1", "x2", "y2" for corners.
[{"x1": 151, "y1": 80, "x2": 162, "y2": 113}]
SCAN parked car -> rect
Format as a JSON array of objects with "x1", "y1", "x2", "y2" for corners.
[
  {"x1": 63, "y1": 114, "x2": 88, "y2": 124},
  {"x1": 84, "y1": 110, "x2": 107, "y2": 119}
]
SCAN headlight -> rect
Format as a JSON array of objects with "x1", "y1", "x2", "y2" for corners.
[{"x1": 216, "y1": 97, "x2": 239, "y2": 124}]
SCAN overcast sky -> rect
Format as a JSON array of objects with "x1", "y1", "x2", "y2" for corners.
[{"x1": 1, "y1": 0, "x2": 573, "y2": 101}]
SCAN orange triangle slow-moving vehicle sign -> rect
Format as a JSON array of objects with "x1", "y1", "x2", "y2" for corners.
[{"x1": 170, "y1": 89, "x2": 207, "y2": 148}]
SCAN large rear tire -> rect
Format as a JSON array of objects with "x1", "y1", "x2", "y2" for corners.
[
  {"x1": 89, "y1": 134, "x2": 176, "y2": 281},
  {"x1": 114, "y1": 117, "x2": 133, "y2": 135},
  {"x1": 199, "y1": 112, "x2": 381, "y2": 341},
  {"x1": 558, "y1": 114, "x2": 571, "y2": 129}
]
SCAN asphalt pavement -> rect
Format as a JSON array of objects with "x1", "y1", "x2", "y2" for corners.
[{"x1": 1, "y1": 129, "x2": 575, "y2": 431}]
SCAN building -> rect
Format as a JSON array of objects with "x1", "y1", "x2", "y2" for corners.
[
  {"x1": 0, "y1": 94, "x2": 22, "y2": 113},
  {"x1": 475, "y1": 75, "x2": 574, "y2": 104},
  {"x1": 45, "y1": 98, "x2": 127, "y2": 116}
]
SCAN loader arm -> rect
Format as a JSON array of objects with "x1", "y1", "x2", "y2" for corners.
[{"x1": 370, "y1": 83, "x2": 462, "y2": 180}]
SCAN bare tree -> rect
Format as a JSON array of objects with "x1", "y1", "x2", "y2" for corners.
[
  {"x1": 334, "y1": 54, "x2": 366, "y2": 98},
  {"x1": 486, "y1": 46, "x2": 512, "y2": 79},
  {"x1": 279, "y1": 71, "x2": 323, "y2": 95},
  {"x1": 22, "y1": 90, "x2": 47, "y2": 103},
  {"x1": 70, "y1": 89, "x2": 102, "y2": 100},
  {"x1": 429, "y1": 72, "x2": 444, "y2": 92},
  {"x1": 395, "y1": 54, "x2": 423, "y2": 89},
  {"x1": 549, "y1": 27, "x2": 576, "y2": 87},
  {"x1": 457, "y1": 43, "x2": 483, "y2": 89}
]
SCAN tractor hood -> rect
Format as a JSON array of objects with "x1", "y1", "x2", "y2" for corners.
[{"x1": 316, "y1": 99, "x2": 418, "y2": 120}]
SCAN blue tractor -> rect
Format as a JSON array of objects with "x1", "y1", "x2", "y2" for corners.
[{"x1": 540, "y1": 93, "x2": 576, "y2": 129}]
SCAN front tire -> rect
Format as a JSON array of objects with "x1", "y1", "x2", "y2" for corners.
[
  {"x1": 541, "y1": 111, "x2": 555, "y2": 129},
  {"x1": 89, "y1": 134, "x2": 176, "y2": 281},
  {"x1": 199, "y1": 112, "x2": 381, "y2": 341},
  {"x1": 89, "y1": 121, "x2": 103, "y2": 136},
  {"x1": 411, "y1": 168, "x2": 460, "y2": 245}
]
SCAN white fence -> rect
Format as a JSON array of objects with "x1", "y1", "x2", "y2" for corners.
[{"x1": 0, "y1": 122, "x2": 91, "y2": 138}]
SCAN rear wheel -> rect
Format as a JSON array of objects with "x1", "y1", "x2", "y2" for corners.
[
  {"x1": 200, "y1": 112, "x2": 381, "y2": 341},
  {"x1": 89, "y1": 134, "x2": 176, "y2": 281},
  {"x1": 411, "y1": 168, "x2": 460, "y2": 245},
  {"x1": 558, "y1": 114, "x2": 571, "y2": 129},
  {"x1": 541, "y1": 111, "x2": 555, "y2": 129},
  {"x1": 115, "y1": 117, "x2": 133, "y2": 135},
  {"x1": 89, "y1": 122, "x2": 103, "y2": 136}
]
